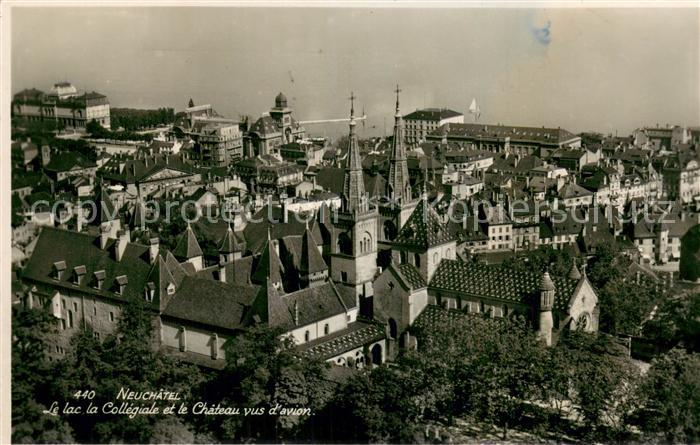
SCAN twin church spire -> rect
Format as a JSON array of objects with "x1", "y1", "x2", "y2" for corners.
[{"x1": 341, "y1": 85, "x2": 414, "y2": 214}]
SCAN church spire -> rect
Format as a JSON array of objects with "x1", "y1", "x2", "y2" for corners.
[
  {"x1": 388, "y1": 84, "x2": 411, "y2": 204},
  {"x1": 342, "y1": 92, "x2": 366, "y2": 213}
]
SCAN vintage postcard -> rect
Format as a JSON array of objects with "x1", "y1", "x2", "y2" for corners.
[{"x1": 2, "y1": 1, "x2": 699, "y2": 444}]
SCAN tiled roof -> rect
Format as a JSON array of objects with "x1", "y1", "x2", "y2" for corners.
[
  {"x1": 403, "y1": 108, "x2": 463, "y2": 122},
  {"x1": 396, "y1": 263, "x2": 427, "y2": 289},
  {"x1": 428, "y1": 259, "x2": 578, "y2": 312},
  {"x1": 393, "y1": 200, "x2": 454, "y2": 250},
  {"x1": 280, "y1": 281, "x2": 349, "y2": 328},
  {"x1": 297, "y1": 321, "x2": 385, "y2": 360},
  {"x1": 412, "y1": 304, "x2": 500, "y2": 331},
  {"x1": 430, "y1": 123, "x2": 578, "y2": 145}
]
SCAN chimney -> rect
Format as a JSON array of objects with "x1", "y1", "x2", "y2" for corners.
[
  {"x1": 99, "y1": 224, "x2": 110, "y2": 250},
  {"x1": 116, "y1": 230, "x2": 128, "y2": 262},
  {"x1": 148, "y1": 237, "x2": 159, "y2": 264}
]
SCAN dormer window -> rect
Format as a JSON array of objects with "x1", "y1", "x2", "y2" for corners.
[
  {"x1": 53, "y1": 261, "x2": 66, "y2": 280},
  {"x1": 73, "y1": 265, "x2": 86, "y2": 285},
  {"x1": 167, "y1": 283, "x2": 176, "y2": 295},
  {"x1": 93, "y1": 270, "x2": 106, "y2": 290},
  {"x1": 145, "y1": 282, "x2": 155, "y2": 302},
  {"x1": 115, "y1": 275, "x2": 128, "y2": 295}
]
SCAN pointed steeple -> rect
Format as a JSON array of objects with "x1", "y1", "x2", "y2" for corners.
[
  {"x1": 388, "y1": 84, "x2": 411, "y2": 204},
  {"x1": 252, "y1": 235, "x2": 285, "y2": 291},
  {"x1": 342, "y1": 92, "x2": 367, "y2": 213},
  {"x1": 300, "y1": 223, "x2": 328, "y2": 282},
  {"x1": 568, "y1": 258, "x2": 582, "y2": 281},
  {"x1": 218, "y1": 223, "x2": 243, "y2": 264},
  {"x1": 145, "y1": 255, "x2": 176, "y2": 310},
  {"x1": 173, "y1": 223, "x2": 203, "y2": 261}
]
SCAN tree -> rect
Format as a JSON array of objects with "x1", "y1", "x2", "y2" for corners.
[
  {"x1": 558, "y1": 331, "x2": 640, "y2": 441},
  {"x1": 205, "y1": 325, "x2": 330, "y2": 442},
  {"x1": 12, "y1": 307, "x2": 74, "y2": 443},
  {"x1": 51, "y1": 299, "x2": 204, "y2": 443},
  {"x1": 680, "y1": 225, "x2": 700, "y2": 282},
  {"x1": 634, "y1": 348, "x2": 700, "y2": 443}
]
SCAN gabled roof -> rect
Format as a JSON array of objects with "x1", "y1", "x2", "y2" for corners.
[
  {"x1": 173, "y1": 224, "x2": 203, "y2": 260},
  {"x1": 22, "y1": 227, "x2": 155, "y2": 305},
  {"x1": 162, "y1": 276, "x2": 259, "y2": 331},
  {"x1": 394, "y1": 200, "x2": 455, "y2": 250},
  {"x1": 45, "y1": 152, "x2": 96, "y2": 173},
  {"x1": 429, "y1": 259, "x2": 579, "y2": 312}
]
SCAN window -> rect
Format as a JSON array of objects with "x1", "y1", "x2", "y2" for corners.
[
  {"x1": 73, "y1": 302, "x2": 78, "y2": 312},
  {"x1": 93, "y1": 306, "x2": 97, "y2": 316},
  {"x1": 60, "y1": 319, "x2": 66, "y2": 330},
  {"x1": 341, "y1": 272, "x2": 348, "y2": 283},
  {"x1": 109, "y1": 312, "x2": 115, "y2": 322},
  {"x1": 304, "y1": 330, "x2": 310, "y2": 342},
  {"x1": 67, "y1": 310, "x2": 73, "y2": 328},
  {"x1": 324, "y1": 324, "x2": 329, "y2": 335}
]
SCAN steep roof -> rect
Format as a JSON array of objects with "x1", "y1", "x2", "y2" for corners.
[
  {"x1": 22, "y1": 227, "x2": 156, "y2": 306},
  {"x1": 251, "y1": 238, "x2": 285, "y2": 286},
  {"x1": 218, "y1": 225, "x2": 243, "y2": 254},
  {"x1": 393, "y1": 200, "x2": 455, "y2": 250},
  {"x1": 429, "y1": 259, "x2": 579, "y2": 312},
  {"x1": 299, "y1": 227, "x2": 328, "y2": 274},
  {"x1": 173, "y1": 224, "x2": 203, "y2": 260},
  {"x1": 162, "y1": 276, "x2": 259, "y2": 331}
]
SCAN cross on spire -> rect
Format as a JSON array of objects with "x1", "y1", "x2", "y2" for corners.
[
  {"x1": 395, "y1": 84, "x2": 401, "y2": 111},
  {"x1": 349, "y1": 91, "x2": 356, "y2": 118}
]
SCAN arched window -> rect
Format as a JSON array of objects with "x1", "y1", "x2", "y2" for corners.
[
  {"x1": 433, "y1": 252, "x2": 439, "y2": 264},
  {"x1": 388, "y1": 318, "x2": 398, "y2": 340},
  {"x1": 337, "y1": 233, "x2": 352, "y2": 255},
  {"x1": 414, "y1": 253, "x2": 421, "y2": 268}
]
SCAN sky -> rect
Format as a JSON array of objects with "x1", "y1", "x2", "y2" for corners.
[{"x1": 10, "y1": 6, "x2": 700, "y2": 139}]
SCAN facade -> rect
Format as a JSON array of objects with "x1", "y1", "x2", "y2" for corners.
[
  {"x1": 427, "y1": 123, "x2": 581, "y2": 157},
  {"x1": 174, "y1": 103, "x2": 244, "y2": 166},
  {"x1": 246, "y1": 93, "x2": 306, "y2": 158},
  {"x1": 403, "y1": 108, "x2": 464, "y2": 144},
  {"x1": 13, "y1": 84, "x2": 110, "y2": 129}
]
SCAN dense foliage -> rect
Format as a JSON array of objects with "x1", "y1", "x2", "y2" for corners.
[{"x1": 110, "y1": 108, "x2": 175, "y2": 131}]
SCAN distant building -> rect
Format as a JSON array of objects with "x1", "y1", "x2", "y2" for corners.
[
  {"x1": 246, "y1": 93, "x2": 306, "y2": 158},
  {"x1": 403, "y1": 108, "x2": 464, "y2": 144},
  {"x1": 633, "y1": 125, "x2": 691, "y2": 150},
  {"x1": 172, "y1": 102, "x2": 244, "y2": 166},
  {"x1": 427, "y1": 123, "x2": 581, "y2": 158},
  {"x1": 12, "y1": 83, "x2": 110, "y2": 129}
]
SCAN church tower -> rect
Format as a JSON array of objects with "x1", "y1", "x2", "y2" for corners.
[
  {"x1": 330, "y1": 92, "x2": 379, "y2": 308},
  {"x1": 387, "y1": 85, "x2": 411, "y2": 205},
  {"x1": 379, "y1": 85, "x2": 418, "y2": 244}
]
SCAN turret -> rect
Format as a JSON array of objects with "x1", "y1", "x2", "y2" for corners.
[
  {"x1": 568, "y1": 258, "x2": 582, "y2": 281},
  {"x1": 538, "y1": 269, "x2": 555, "y2": 346}
]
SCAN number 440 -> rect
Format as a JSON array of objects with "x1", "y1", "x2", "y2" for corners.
[{"x1": 73, "y1": 390, "x2": 95, "y2": 400}]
